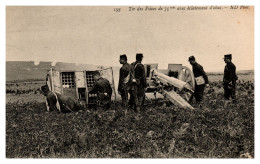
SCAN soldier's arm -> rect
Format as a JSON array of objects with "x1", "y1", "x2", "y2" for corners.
[
  {"x1": 45, "y1": 99, "x2": 50, "y2": 111},
  {"x1": 118, "y1": 67, "x2": 125, "y2": 92},
  {"x1": 90, "y1": 82, "x2": 99, "y2": 94},
  {"x1": 230, "y1": 64, "x2": 237, "y2": 82},
  {"x1": 198, "y1": 65, "x2": 209, "y2": 84},
  {"x1": 139, "y1": 64, "x2": 147, "y2": 86},
  {"x1": 106, "y1": 79, "x2": 113, "y2": 96}
]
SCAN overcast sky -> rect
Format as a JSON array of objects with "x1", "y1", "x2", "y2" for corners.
[{"x1": 6, "y1": 6, "x2": 254, "y2": 72}]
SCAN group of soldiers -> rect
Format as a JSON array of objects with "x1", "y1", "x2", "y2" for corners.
[
  {"x1": 117, "y1": 53, "x2": 146, "y2": 112},
  {"x1": 84, "y1": 53, "x2": 146, "y2": 112},
  {"x1": 189, "y1": 54, "x2": 237, "y2": 104},
  {"x1": 41, "y1": 53, "x2": 237, "y2": 112}
]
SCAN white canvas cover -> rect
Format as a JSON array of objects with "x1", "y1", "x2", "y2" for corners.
[
  {"x1": 75, "y1": 71, "x2": 85, "y2": 88},
  {"x1": 100, "y1": 67, "x2": 116, "y2": 100}
]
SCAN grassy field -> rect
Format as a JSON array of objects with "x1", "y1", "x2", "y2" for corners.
[
  {"x1": 208, "y1": 74, "x2": 254, "y2": 83},
  {"x1": 6, "y1": 74, "x2": 254, "y2": 158}
]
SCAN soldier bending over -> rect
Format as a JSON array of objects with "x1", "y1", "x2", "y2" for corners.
[
  {"x1": 89, "y1": 71, "x2": 112, "y2": 110},
  {"x1": 41, "y1": 85, "x2": 80, "y2": 112}
]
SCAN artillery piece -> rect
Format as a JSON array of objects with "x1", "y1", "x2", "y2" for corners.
[
  {"x1": 144, "y1": 64, "x2": 195, "y2": 109},
  {"x1": 45, "y1": 62, "x2": 195, "y2": 109}
]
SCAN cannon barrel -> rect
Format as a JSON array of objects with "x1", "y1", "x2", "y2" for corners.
[{"x1": 153, "y1": 70, "x2": 193, "y2": 92}]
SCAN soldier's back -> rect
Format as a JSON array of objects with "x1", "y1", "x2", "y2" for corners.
[{"x1": 98, "y1": 78, "x2": 112, "y2": 94}]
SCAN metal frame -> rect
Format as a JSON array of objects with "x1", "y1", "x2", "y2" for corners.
[
  {"x1": 46, "y1": 67, "x2": 116, "y2": 106},
  {"x1": 144, "y1": 63, "x2": 195, "y2": 109},
  {"x1": 85, "y1": 70, "x2": 98, "y2": 105}
]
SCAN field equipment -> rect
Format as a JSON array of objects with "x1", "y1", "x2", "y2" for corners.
[
  {"x1": 144, "y1": 64, "x2": 195, "y2": 109},
  {"x1": 46, "y1": 65, "x2": 116, "y2": 108}
]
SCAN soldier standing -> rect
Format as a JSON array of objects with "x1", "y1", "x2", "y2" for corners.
[
  {"x1": 89, "y1": 71, "x2": 112, "y2": 110},
  {"x1": 223, "y1": 54, "x2": 238, "y2": 101},
  {"x1": 188, "y1": 56, "x2": 209, "y2": 103},
  {"x1": 118, "y1": 54, "x2": 139, "y2": 111},
  {"x1": 131, "y1": 53, "x2": 147, "y2": 108}
]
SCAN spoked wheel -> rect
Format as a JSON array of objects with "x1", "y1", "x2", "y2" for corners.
[{"x1": 177, "y1": 66, "x2": 195, "y2": 102}]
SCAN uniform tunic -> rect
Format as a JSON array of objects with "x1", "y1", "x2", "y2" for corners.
[
  {"x1": 131, "y1": 61, "x2": 147, "y2": 106},
  {"x1": 223, "y1": 62, "x2": 237, "y2": 100},
  {"x1": 90, "y1": 77, "x2": 112, "y2": 109},
  {"x1": 223, "y1": 62, "x2": 237, "y2": 83},
  {"x1": 118, "y1": 63, "x2": 133, "y2": 92},
  {"x1": 46, "y1": 91, "x2": 79, "y2": 112},
  {"x1": 192, "y1": 62, "x2": 209, "y2": 84},
  {"x1": 192, "y1": 62, "x2": 209, "y2": 102},
  {"x1": 118, "y1": 63, "x2": 139, "y2": 110}
]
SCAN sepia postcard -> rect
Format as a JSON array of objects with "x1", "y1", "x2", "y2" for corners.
[{"x1": 5, "y1": 6, "x2": 254, "y2": 158}]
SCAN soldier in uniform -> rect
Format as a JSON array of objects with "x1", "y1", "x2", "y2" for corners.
[
  {"x1": 223, "y1": 54, "x2": 238, "y2": 101},
  {"x1": 89, "y1": 71, "x2": 112, "y2": 110},
  {"x1": 130, "y1": 53, "x2": 147, "y2": 108},
  {"x1": 188, "y1": 56, "x2": 209, "y2": 103},
  {"x1": 41, "y1": 85, "x2": 81, "y2": 112},
  {"x1": 118, "y1": 54, "x2": 139, "y2": 111}
]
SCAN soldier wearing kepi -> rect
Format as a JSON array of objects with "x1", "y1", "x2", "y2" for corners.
[
  {"x1": 41, "y1": 85, "x2": 80, "y2": 112},
  {"x1": 89, "y1": 71, "x2": 112, "y2": 110},
  {"x1": 223, "y1": 54, "x2": 238, "y2": 102},
  {"x1": 118, "y1": 54, "x2": 139, "y2": 111},
  {"x1": 131, "y1": 53, "x2": 147, "y2": 108},
  {"x1": 188, "y1": 56, "x2": 209, "y2": 103}
]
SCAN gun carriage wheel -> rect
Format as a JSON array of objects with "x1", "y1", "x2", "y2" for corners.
[
  {"x1": 144, "y1": 64, "x2": 195, "y2": 109},
  {"x1": 177, "y1": 66, "x2": 195, "y2": 102}
]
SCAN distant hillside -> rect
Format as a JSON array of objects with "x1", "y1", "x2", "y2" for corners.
[
  {"x1": 6, "y1": 61, "x2": 107, "y2": 82},
  {"x1": 6, "y1": 61, "x2": 254, "y2": 82},
  {"x1": 6, "y1": 61, "x2": 49, "y2": 82},
  {"x1": 207, "y1": 70, "x2": 254, "y2": 75}
]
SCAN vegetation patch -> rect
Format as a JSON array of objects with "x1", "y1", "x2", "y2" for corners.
[{"x1": 6, "y1": 80, "x2": 254, "y2": 158}]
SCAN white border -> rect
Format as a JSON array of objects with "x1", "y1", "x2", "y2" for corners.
[
  {"x1": 0, "y1": 0, "x2": 257, "y2": 6},
  {"x1": 1, "y1": 0, "x2": 258, "y2": 163}
]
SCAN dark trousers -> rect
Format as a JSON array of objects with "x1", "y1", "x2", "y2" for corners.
[
  {"x1": 121, "y1": 84, "x2": 139, "y2": 110},
  {"x1": 97, "y1": 93, "x2": 111, "y2": 110},
  {"x1": 223, "y1": 82, "x2": 236, "y2": 100},
  {"x1": 136, "y1": 84, "x2": 145, "y2": 107},
  {"x1": 194, "y1": 84, "x2": 205, "y2": 102}
]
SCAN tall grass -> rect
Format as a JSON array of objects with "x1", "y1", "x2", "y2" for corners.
[{"x1": 6, "y1": 81, "x2": 254, "y2": 158}]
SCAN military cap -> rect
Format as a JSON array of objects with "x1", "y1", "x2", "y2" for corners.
[
  {"x1": 224, "y1": 54, "x2": 232, "y2": 59},
  {"x1": 41, "y1": 85, "x2": 49, "y2": 92},
  {"x1": 188, "y1": 56, "x2": 195, "y2": 61},
  {"x1": 136, "y1": 53, "x2": 143, "y2": 60},
  {"x1": 120, "y1": 54, "x2": 127, "y2": 61}
]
